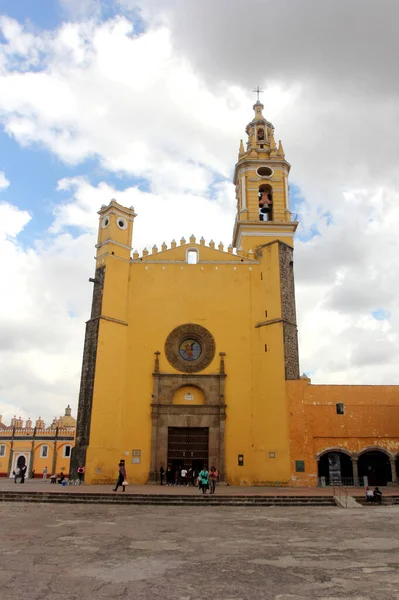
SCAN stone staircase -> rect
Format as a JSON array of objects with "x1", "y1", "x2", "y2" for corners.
[
  {"x1": 0, "y1": 491, "x2": 336, "y2": 507},
  {"x1": 353, "y1": 496, "x2": 399, "y2": 506}
]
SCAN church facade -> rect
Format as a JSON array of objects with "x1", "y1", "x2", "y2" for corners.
[{"x1": 72, "y1": 101, "x2": 399, "y2": 487}]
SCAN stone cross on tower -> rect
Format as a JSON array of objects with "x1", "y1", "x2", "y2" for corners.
[{"x1": 252, "y1": 86, "x2": 264, "y2": 103}]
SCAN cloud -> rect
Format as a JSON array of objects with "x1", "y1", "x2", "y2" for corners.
[
  {"x1": 59, "y1": 0, "x2": 102, "y2": 20},
  {"x1": 0, "y1": 172, "x2": 10, "y2": 190},
  {"x1": 0, "y1": 201, "x2": 93, "y2": 424},
  {"x1": 0, "y1": 2, "x2": 399, "y2": 423}
]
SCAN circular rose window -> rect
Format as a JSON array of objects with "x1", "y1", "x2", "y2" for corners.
[{"x1": 165, "y1": 324, "x2": 215, "y2": 373}]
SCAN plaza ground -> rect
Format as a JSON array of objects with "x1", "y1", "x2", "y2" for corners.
[{"x1": 1, "y1": 500, "x2": 399, "y2": 600}]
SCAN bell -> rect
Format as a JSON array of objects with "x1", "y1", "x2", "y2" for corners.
[{"x1": 260, "y1": 206, "x2": 271, "y2": 214}]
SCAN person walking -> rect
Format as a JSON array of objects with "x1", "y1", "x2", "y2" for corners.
[
  {"x1": 77, "y1": 465, "x2": 85, "y2": 484},
  {"x1": 199, "y1": 466, "x2": 209, "y2": 495},
  {"x1": 43, "y1": 466, "x2": 48, "y2": 480},
  {"x1": 13, "y1": 468, "x2": 20, "y2": 484},
  {"x1": 20, "y1": 464, "x2": 27, "y2": 484},
  {"x1": 159, "y1": 465, "x2": 165, "y2": 485},
  {"x1": 209, "y1": 466, "x2": 218, "y2": 494},
  {"x1": 113, "y1": 460, "x2": 127, "y2": 492},
  {"x1": 181, "y1": 467, "x2": 188, "y2": 486},
  {"x1": 192, "y1": 468, "x2": 199, "y2": 487}
]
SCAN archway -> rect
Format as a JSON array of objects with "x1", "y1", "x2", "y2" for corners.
[
  {"x1": 258, "y1": 184, "x2": 273, "y2": 222},
  {"x1": 17, "y1": 455, "x2": 26, "y2": 469},
  {"x1": 358, "y1": 450, "x2": 392, "y2": 486},
  {"x1": 318, "y1": 451, "x2": 353, "y2": 485},
  {"x1": 172, "y1": 385, "x2": 205, "y2": 405}
]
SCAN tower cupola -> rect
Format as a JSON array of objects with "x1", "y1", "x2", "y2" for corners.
[
  {"x1": 232, "y1": 94, "x2": 298, "y2": 252},
  {"x1": 96, "y1": 200, "x2": 137, "y2": 261}
]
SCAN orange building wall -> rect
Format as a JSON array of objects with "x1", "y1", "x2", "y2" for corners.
[{"x1": 287, "y1": 379, "x2": 399, "y2": 486}]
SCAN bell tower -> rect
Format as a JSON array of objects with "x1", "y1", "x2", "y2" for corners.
[
  {"x1": 232, "y1": 97, "x2": 298, "y2": 253},
  {"x1": 96, "y1": 200, "x2": 136, "y2": 261}
]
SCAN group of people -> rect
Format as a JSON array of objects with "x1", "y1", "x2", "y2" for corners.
[
  {"x1": 12, "y1": 465, "x2": 28, "y2": 483},
  {"x1": 365, "y1": 486, "x2": 383, "y2": 504},
  {"x1": 159, "y1": 465, "x2": 219, "y2": 494}
]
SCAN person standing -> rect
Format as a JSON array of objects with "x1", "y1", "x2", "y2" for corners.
[
  {"x1": 20, "y1": 464, "x2": 27, "y2": 484},
  {"x1": 43, "y1": 466, "x2": 48, "y2": 480},
  {"x1": 166, "y1": 466, "x2": 173, "y2": 486},
  {"x1": 159, "y1": 465, "x2": 165, "y2": 485},
  {"x1": 181, "y1": 467, "x2": 188, "y2": 486},
  {"x1": 174, "y1": 466, "x2": 181, "y2": 486},
  {"x1": 209, "y1": 466, "x2": 218, "y2": 494},
  {"x1": 113, "y1": 460, "x2": 127, "y2": 492},
  {"x1": 13, "y1": 468, "x2": 20, "y2": 484},
  {"x1": 77, "y1": 465, "x2": 85, "y2": 484},
  {"x1": 199, "y1": 466, "x2": 209, "y2": 494}
]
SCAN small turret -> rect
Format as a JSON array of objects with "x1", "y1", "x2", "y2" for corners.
[{"x1": 96, "y1": 200, "x2": 137, "y2": 261}]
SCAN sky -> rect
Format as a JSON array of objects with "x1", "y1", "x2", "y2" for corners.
[{"x1": 1, "y1": 0, "x2": 399, "y2": 425}]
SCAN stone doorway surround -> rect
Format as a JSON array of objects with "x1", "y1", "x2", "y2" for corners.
[{"x1": 148, "y1": 352, "x2": 226, "y2": 482}]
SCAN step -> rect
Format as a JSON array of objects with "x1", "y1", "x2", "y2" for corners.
[{"x1": 0, "y1": 491, "x2": 335, "y2": 507}]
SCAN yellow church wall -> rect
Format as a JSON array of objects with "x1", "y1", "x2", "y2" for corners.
[
  {"x1": 139, "y1": 243, "x2": 248, "y2": 263},
  {"x1": 85, "y1": 246, "x2": 293, "y2": 485},
  {"x1": 287, "y1": 380, "x2": 399, "y2": 486},
  {"x1": 85, "y1": 317, "x2": 127, "y2": 482}
]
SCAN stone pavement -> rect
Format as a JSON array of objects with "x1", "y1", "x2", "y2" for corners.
[
  {"x1": 1, "y1": 502, "x2": 399, "y2": 600},
  {"x1": 0, "y1": 477, "x2": 398, "y2": 495}
]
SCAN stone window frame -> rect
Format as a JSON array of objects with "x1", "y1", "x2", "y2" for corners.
[
  {"x1": 186, "y1": 248, "x2": 199, "y2": 264},
  {"x1": 63, "y1": 445, "x2": 72, "y2": 458},
  {"x1": 0, "y1": 444, "x2": 6, "y2": 457},
  {"x1": 40, "y1": 445, "x2": 49, "y2": 458}
]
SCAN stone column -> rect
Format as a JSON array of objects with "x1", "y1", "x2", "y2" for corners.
[
  {"x1": 219, "y1": 407, "x2": 226, "y2": 482},
  {"x1": 7, "y1": 427, "x2": 15, "y2": 477},
  {"x1": 148, "y1": 406, "x2": 159, "y2": 483},
  {"x1": 29, "y1": 428, "x2": 36, "y2": 478},
  {"x1": 352, "y1": 457, "x2": 359, "y2": 486},
  {"x1": 52, "y1": 427, "x2": 58, "y2": 475},
  {"x1": 390, "y1": 459, "x2": 397, "y2": 485}
]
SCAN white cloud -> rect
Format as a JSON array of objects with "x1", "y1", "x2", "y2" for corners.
[
  {"x1": 0, "y1": 3, "x2": 399, "y2": 422},
  {"x1": 0, "y1": 202, "x2": 93, "y2": 424},
  {"x1": 0, "y1": 172, "x2": 10, "y2": 190}
]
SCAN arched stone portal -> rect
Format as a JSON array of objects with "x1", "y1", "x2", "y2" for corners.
[
  {"x1": 358, "y1": 450, "x2": 392, "y2": 486},
  {"x1": 318, "y1": 451, "x2": 354, "y2": 485},
  {"x1": 148, "y1": 353, "x2": 226, "y2": 483}
]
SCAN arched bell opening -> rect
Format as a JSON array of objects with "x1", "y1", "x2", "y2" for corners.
[
  {"x1": 358, "y1": 450, "x2": 392, "y2": 486},
  {"x1": 318, "y1": 451, "x2": 353, "y2": 486},
  {"x1": 259, "y1": 184, "x2": 273, "y2": 222}
]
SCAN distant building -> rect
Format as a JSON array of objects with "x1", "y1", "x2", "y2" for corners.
[{"x1": 0, "y1": 406, "x2": 76, "y2": 478}]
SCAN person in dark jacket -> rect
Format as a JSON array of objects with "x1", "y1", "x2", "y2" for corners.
[
  {"x1": 113, "y1": 460, "x2": 127, "y2": 492},
  {"x1": 159, "y1": 465, "x2": 165, "y2": 485}
]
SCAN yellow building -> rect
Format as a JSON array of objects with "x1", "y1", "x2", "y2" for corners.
[
  {"x1": 72, "y1": 100, "x2": 299, "y2": 486},
  {"x1": 0, "y1": 407, "x2": 76, "y2": 478},
  {"x1": 72, "y1": 100, "x2": 399, "y2": 487}
]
